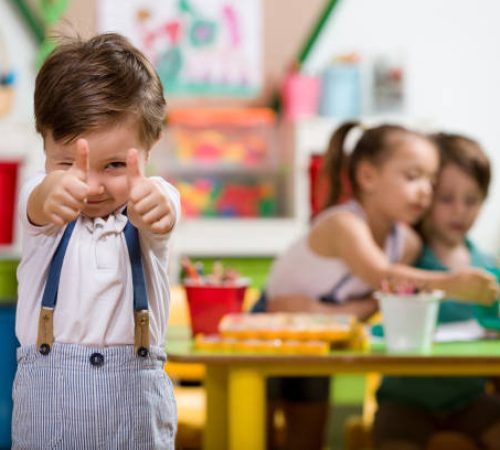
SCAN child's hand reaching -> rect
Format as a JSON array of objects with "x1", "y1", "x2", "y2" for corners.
[
  {"x1": 446, "y1": 268, "x2": 499, "y2": 306},
  {"x1": 35, "y1": 139, "x2": 90, "y2": 226},
  {"x1": 126, "y1": 148, "x2": 175, "y2": 234}
]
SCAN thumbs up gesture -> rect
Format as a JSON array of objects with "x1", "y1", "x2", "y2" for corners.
[
  {"x1": 126, "y1": 148, "x2": 175, "y2": 234},
  {"x1": 34, "y1": 138, "x2": 90, "y2": 226}
]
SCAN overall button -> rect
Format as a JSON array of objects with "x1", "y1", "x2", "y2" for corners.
[{"x1": 89, "y1": 352, "x2": 105, "y2": 367}]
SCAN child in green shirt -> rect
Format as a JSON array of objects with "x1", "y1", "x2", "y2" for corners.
[{"x1": 374, "y1": 133, "x2": 500, "y2": 450}]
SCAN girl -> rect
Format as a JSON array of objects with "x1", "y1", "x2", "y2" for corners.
[
  {"x1": 374, "y1": 133, "x2": 500, "y2": 450},
  {"x1": 263, "y1": 122, "x2": 498, "y2": 450}
]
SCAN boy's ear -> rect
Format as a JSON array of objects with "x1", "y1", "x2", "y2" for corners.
[
  {"x1": 356, "y1": 160, "x2": 378, "y2": 193},
  {"x1": 147, "y1": 131, "x2": 164, "y2": 159}
]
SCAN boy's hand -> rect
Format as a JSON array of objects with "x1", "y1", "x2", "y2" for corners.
[
  {"x1": 448, "y1": 268, "x2": 499, "y2": 305},
  {"x1": 127, "y1": 148, "x2": 175, "y2": 234},
  {"x1": 38, "y1": 139, "x2": 89, "y2": 226}
]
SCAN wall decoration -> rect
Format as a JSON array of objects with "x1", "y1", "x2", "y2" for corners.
[
  {"x1": 10, "y1": 0, "x2": 69, "y2": 66},
  {"x1": 98, "y1": 0, "x2": 262, "y2": 97}
]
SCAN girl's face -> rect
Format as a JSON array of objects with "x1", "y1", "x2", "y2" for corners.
[
  {"x1": 423, "y1": 163, "x2": 484, "y2": 246},
  {"x1": 44, "y1": 117, "x2": 149, "y2": 218},
  {"x1": 366, "y1": 136, "x2": 439, "y2": 225}
]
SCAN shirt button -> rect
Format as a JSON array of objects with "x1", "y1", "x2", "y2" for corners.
[{"x1": 89, "y1": 352, "x2": 105, "y2": 367}]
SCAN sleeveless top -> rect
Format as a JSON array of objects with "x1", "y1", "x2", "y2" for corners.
[{"x1": 266, "y1": 200, "x2": 405, "y2": 303}]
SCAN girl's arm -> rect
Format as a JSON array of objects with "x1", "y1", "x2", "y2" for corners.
[
  {"x1": 266, "y1": 294, "x2": 377, "y2": 321},
  {"x1": 310, "y1": 211, "x2": 498, "y2": 305}
]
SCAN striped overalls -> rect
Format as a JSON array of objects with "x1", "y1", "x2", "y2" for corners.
[{"x1": 12, "y1": 219, "x2": 177, "y2": 449}]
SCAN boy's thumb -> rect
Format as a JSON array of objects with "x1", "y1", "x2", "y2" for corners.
[
  {"x1": 73, "y1": 139, "x2": 89, "y2": 178},
  {"x1": 127, "y1": 148, "x2": 142, "y2": 187}
]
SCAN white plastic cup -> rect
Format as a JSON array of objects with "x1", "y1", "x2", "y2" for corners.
[{"x1": 374, "y1": 290, "x2": 443, "y2": 353}]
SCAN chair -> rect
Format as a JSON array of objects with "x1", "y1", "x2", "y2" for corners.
[{"x1": 344, "y1": 373, "x2": 479, "y2": 450}]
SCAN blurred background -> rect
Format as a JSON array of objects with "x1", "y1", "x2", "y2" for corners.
[
  {"x1": 2, "y1": 0, "x2": 500, "y2": 263},
  {"x1": 1, "y1": 1, "x2": 500, "y2": 448}
]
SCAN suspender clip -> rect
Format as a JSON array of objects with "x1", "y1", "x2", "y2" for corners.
[
  {"x1": 36, "y1": 307, "x2": 54, "y2": 355},
  {"x1": 134, "y1": 310, "x2": 150, "y2": 357}
]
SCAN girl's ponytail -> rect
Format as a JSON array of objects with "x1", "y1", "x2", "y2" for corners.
[{"x1": 322, "y1": 121, "x2": 360, "y2": 208}]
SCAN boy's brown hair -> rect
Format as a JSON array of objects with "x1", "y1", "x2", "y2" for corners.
[
  {"x1": 34, "y1": 32, "x2": 165, "y2": 149},
  {"x1": 431, "y1": 133, "x2": 491, "y2": 198}
]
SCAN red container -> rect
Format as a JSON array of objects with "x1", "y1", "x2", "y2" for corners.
[
  {"x1": 308, "y1": 154, "x2": 352, "y2": 219},
  {"x1": 281, "y1": 72, "x2": 320, "y2": 120},
  {"x1": 184, "y1": 283, "x2": 247, "y2": 335},
  {"x1": 0, "y1": 161, "x2": 20, "y2": 245}
]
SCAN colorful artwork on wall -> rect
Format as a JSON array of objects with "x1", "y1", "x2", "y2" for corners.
[{"x1": 98, "y1": 0, "x2": 262, "y2": 97}]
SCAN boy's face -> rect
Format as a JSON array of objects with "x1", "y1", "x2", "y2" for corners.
[
  {"x1": 44, "y1": 117, "x2": 148, "y2": 218},
  {"x1": 424, "y1": 163, "x2": 484, "y2": 246}
]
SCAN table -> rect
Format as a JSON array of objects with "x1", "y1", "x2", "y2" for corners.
[{"x1": 166, "y1": 335, "x2": 500, "y2": 450}]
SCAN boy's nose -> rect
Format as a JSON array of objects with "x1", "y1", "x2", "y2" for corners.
[{"x1": 87, "y1": 173, "x2": 104, "y2": 196}]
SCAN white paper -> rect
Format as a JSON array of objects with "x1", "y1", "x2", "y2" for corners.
[{"x1": 433, "y1": 319, "x2": 487, "y2": 343}]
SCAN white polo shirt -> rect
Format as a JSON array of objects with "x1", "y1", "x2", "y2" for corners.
[{"x1": 15, "y1": 172, "x2": 181, "y2": 348}]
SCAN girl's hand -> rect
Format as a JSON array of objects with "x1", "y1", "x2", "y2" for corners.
[
  {"x1": 40, "y1": 139, "x2": 90, "y2": 226},
  {"x1": 126, "y1": 148, "x2": 175, "y2": 234},
  {"x1": 446, "y1": 268, "x2": 499, "y2": 305}
]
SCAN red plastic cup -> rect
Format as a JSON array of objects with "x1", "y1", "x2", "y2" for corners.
[
  {"x1": 0, "y1": 161, "x2": 20, "y2": 245},
  {"x1": 184, "y1": 282, "x2": 247, "y2": 335}
]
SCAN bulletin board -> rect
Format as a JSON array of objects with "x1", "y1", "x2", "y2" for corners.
[{"x1": 98, "y1": 0, "x2": 262, "y2": 98}]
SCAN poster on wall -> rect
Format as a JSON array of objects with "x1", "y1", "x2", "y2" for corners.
[{"x1": 98, "y1": 0, "x2": 262, "y2": 97}]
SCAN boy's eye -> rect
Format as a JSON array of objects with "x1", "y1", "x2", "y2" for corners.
[
  {"x1": 436, "y1": 194, "x2": 453, "y2": 204},
  {"x1": 106, "y1": 161, "x2": 126, "y2": 169},
  {"x1": 404, "y1": 171, "x2": 419, "y2": 181}
]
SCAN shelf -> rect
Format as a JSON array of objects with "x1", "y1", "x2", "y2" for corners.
[
  {"x1": 157, "y1": 165, "x2": 282, "y2": 176},
  {"x1": 171, "y1": 218, "x2": 307, "y2": 257}
]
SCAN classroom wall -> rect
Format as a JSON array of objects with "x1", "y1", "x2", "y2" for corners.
[
  {"x1": 2, "y1": 0, "x2": 500, "y2": 253},
  {"x1": 303, "y1": 0, "x2": 500, "y2": 254}
]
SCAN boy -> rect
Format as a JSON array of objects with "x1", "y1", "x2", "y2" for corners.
[
  {"x1": 374, "y1": 133, "x2": 500, "y2": 450},
  {"x1": 13, "y1": 33, "x2": 179, "y2": 449}
]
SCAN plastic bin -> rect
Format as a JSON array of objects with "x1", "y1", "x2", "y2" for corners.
[
  {"x1": 0, "y1": 161, "x2": 20, "y2": 245},
  {"x1": 152, "y1": 108, "x2": 282, "y2": 218},
  {"x1": 184, "y1": 283, "x2": 247, "y2": 335},
  {"x1": 281, "y1": 72, "x2": 320, "y2": 120},
  {"x1": 319, "y1": 63, "x2": 362, "y2": 119},
  {"x1": 0, "y1": 304, "x2": 17, "y2": 448}
]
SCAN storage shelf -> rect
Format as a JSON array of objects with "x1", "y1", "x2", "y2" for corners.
[{"x1": 172, "y1": 218, "x2": 307, "y2": 257}]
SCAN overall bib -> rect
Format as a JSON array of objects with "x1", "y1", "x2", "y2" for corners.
[{"x1": 12, "y1": 219, "x2": 177, "y2": 449}]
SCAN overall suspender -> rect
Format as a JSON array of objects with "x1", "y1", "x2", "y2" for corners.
[{"x1": 36, "y1": 217, "x2": 150, "y2": 357}]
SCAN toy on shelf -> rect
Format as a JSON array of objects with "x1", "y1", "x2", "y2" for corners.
[
  {"x1": 152, "y1": 107, "x2": 282, "y2": 218},
  {"x1": 176, "y1": 178, "x2": 277, "y2": 217},
  {"x1": 167, "y1": 108, "x2": 276, "y2": 167}
]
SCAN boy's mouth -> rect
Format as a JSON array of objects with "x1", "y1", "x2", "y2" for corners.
[{"x1": 87, "y1": 198, "x2": 107, "y2": 204}]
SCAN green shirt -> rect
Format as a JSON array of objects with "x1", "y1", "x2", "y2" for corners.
[{"x1": 376, "y1": 239, "x2": 499, "y2": 412}]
